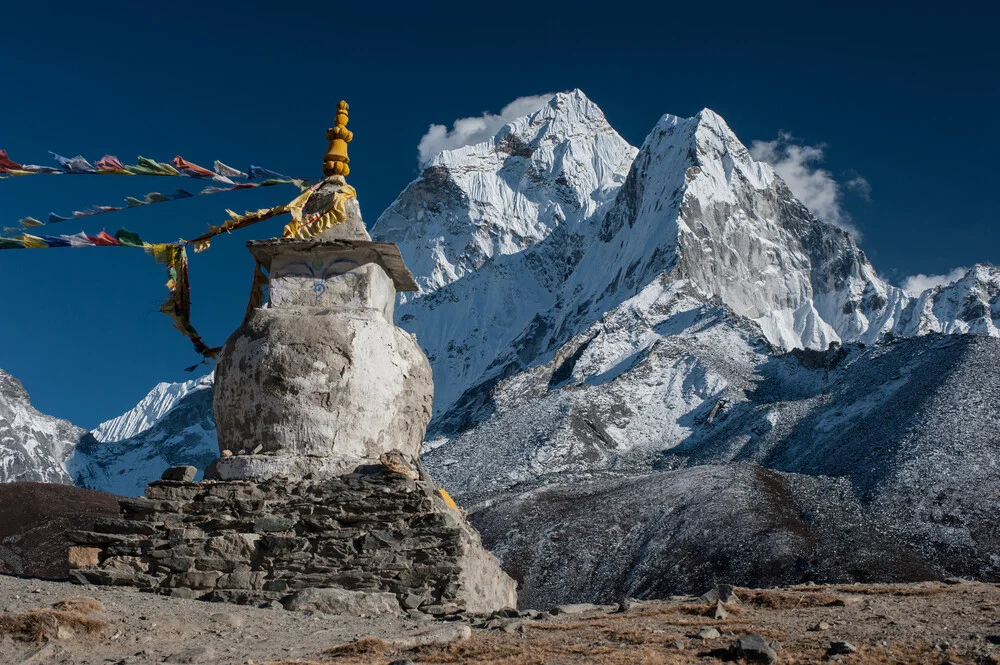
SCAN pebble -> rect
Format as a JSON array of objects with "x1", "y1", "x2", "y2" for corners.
[
  {"x1": 828, "y1": 641, "x2": 858, "y2": 655},
  {"x1": 697, "y1": 627, "x2": 721, "y2": 639}
]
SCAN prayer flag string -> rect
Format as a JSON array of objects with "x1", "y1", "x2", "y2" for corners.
[
  {"x1": 0, "y1": 149, "x2": 299, "y2": 181},
  {"x1": 2, "y1": 178, "x2": 309, "y2": 236},
  {"x1": 0, "y1": 183, "x2": 357, "y2": 366}
]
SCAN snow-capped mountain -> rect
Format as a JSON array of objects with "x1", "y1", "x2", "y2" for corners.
[
  {"x1": 381, "y1": 93, "x2": 999, "y2": 437},
  {"x1": 376, "y1": 90, "x2": 638, "y2": 422},
  {"x1": 0, "y1": 370, "x2": 88, "y2": 484},
  {"x1": 91, "y1": 373, "x2": 213, "y2": 442},
  {"x1": 377, "y1": 89, "x2": 637, "y2": 298},
  {"x1": 69, "y1": 384, "x2": 217, "y2": 497}
]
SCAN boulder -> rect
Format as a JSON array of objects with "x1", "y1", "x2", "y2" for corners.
[
  {"x1": 728, "y1": 634, "x2": 778, "y2": 664},
  {"x1": 699, "y1": 583, "x2": 740, "y2": 604},
  {"x1": 281, "y1": 587, "x2": 400, "y2": 616},
  {"x1": 161, "y1": 466, "x2": 197, "y2": 482}
]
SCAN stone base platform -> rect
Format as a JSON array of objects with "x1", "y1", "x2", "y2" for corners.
[{"x1": 68, "y1": 469, "x2": 517, "y2": 616}]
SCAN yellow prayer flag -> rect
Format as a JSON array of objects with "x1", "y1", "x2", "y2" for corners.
[{"x1": 15, "y1": 234, "x2": 46, "y2": 249}]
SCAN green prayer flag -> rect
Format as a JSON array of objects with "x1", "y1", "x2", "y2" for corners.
[{"x1": 115, "y1": 228, "x2": 145, "y2": 247}]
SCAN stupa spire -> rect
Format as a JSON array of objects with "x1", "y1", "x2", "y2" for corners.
[{"x1": 322, "y1": 100, "x2": 353, "y2": 177}]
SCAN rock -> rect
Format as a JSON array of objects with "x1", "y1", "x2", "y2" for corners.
[
  {"x1": 502, "y1": 620, "x2": 527, "y2": 634},
  {"x1": 666, "y1": 638, "x2": 686, "y2": 650},
  {"x1": 811, "y1": 621, "x2": 832, "y2": 631},
  {"x1": 492, "y1": 607, "x2": 521, "y2": 619},
  {"x1": 67, "y1": 546, "x2": 100, "y2": 569},
  {"x1": 550, "y1": 603, "x2": 598, "y2": 615},
  {"x1": 828, "y1": 641, "x2": 858, "y2": 655},
  {"x1": 209, "y1": 612, "x2": 244, "y2": 628},
  {"x1": 388, "y1": 660, "x2": 415, "y2": 665},
  {"x1": 769, "y1": 640, "x2": 782, "y2": 652},
  {"x1": 712, "y1": 600, "x2": 730, "y2": 620},
  {"x1": 17, "y1": 643, "x2": 57, "y2": 664},
  {"x1": 728, "y1": 634, "x2": 778, "y2": 664},
  {"x1": 252, "y1": 516, "x2": 296, "y2": 533},
  {"x1": 699, "y1": 583, "x2": 740, "y2": 604},
  {"x1": 986, "y1": 635, "x2": 1000, "y2": 645},
  {"x1": 401, "y1": 593, "x2": 424, "y2": 610},
  {"x1": 380, "y1": 450, "x2": 419, "y2": 479},
  {"x1": 829, "y1": 594, "x2": 863, "y2": 607},
  {"x1": 164, "y1": 646, "x2": 216, "y2": 663},
  {"x1": 697, "y1": 627, "x2": 721, "y2": 640},
  {"x1": 616, "y1": 597, "x2": 633, "y2": 613},
  {"x1": 281, "y1": 587, "x2": 399, "y2": 616},
  {"x1": 161, "y1": 466, "x2": 197, "y2": 482},
  {"x1": 385, "y1": 624, "x2": 472, "y2": 650}
]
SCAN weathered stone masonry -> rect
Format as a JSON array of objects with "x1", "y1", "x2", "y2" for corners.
[{"x1": 70, "y1": 469, "x2": 515, "y2": 615}]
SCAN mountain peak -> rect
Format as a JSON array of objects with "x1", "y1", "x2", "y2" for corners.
[{"x1": 375, "y1": 91, "x2": 637, "y2": 297}]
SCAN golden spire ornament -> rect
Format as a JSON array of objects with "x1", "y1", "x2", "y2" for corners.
[{"x1": 323, "y1": 100, "x2": 353, "y2": 177}]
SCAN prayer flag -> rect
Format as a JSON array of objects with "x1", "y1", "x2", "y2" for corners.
[
  {"x1": 0, "y1": 149, "x2": 22, "y2": 173},
  {"x1": 248, "y1": 165, "x2": 288, "y2": 180},
  {"x1": 19, "y1": 217, "x2": 44, "y2": 229},
  {"x1": 145, "y1": 192, "x2": 170, "y2": 203},
  {"x1": 0, "y1": 238, "x2": 23, "y2": 249},
  {"x1": 88, "y1": 230, "x2": 120, "y2": 246},
  {"x1": 126, "y1": 156, "x2": 180, "y2": 177},
  {"x1": 38, "y1": 235, "x2": 71, "y2": 247},
  {"x1": 171, "y1": 156, "x2": 215, "y2": 178},
  {"x1": 20, "y1": 164, "x2": 62, "y2": 174},
  {"x1": 125, "y1": 197, "x2": 146, "y2": 208},
  {"x1": 15, "y1": 234, "x2": 47, "y2": 248},
  {"x1": 95, "y1": 155, "x2": 130, "y2": 174},
  {"x1": 50, "y1": 152, "x2": 96, "y2": 173},
  {"x1": 65, "y1": 231, "x2": 95, "y2": 247},
  {"x1": 115, "y1": 228, "x2": 145, "y2": 247},
  {"x1": 213, "y1": 160, "x2": 247, "y2": 179},
  {"x1": 48, "y1": 213, "x2": 71, "y2": 223}
]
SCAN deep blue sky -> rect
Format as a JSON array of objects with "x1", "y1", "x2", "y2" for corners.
[{"x1": 1, "y1": 2, "x2": 997, "y2": 428}]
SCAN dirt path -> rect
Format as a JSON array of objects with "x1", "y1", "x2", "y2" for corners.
[{"x1": 1, "y1": 575, "x2": 998, "y2": 664}]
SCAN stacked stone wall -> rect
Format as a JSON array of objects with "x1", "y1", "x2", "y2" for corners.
[{"x1": 69, "y1": 470, "x2": 516, "y2": 615}]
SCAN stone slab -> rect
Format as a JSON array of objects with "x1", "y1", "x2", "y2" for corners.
[{"x1": 248, "y1": 239, "x2": 419, "y2": 292}]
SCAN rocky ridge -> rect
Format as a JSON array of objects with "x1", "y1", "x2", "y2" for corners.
[{"x1": 0, "y1": 369, "x2": 88, "y2": 484}]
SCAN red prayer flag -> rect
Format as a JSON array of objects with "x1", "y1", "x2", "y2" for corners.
[
  {"x1": 0, "y1": 149, "x2": 22, "y2": 173},
  {"x1": 95, "y1": 155, "x2": 126, "y2": 172},
  {"x1": 172, "y1": 156, "x2": 216, "y2": 178},
  {"x1": 87, "y1": 230, "x2": 120, "y2": 246}
]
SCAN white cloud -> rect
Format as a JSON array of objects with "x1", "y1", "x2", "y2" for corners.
[
  {"x1": 750, "y1": 132, "x2": 867, "y2": 238},
  {"x1": 417, "y1": 94, "x2": 554, "y2": 165},
  {"x1": 902, "y1": 267, "x2": 969, "y2": 296}
]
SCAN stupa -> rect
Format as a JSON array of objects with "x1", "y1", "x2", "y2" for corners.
[{"x1": 68, "y1": 103, "x2": 518, "y2": 615}]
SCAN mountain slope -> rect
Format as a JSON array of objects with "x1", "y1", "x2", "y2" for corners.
[
  {"x1": 0, "y1": 370, "x2": 86, "y2": 484},
  {"x1": 465, "y1": 334, "x2": 1000, "y2": 606},
  {"x1": 91, "y1": 374, "x2": 213, "y2": 443},
  {"x1": 69, "y1": 387, "x2": 217, "y2": 496},
  {"x1": 375, "y1": 90, "x2": 638, "y2": 421}
]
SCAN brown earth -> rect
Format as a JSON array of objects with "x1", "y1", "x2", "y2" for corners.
[
  {"x1": 0, "y1": 483, "x2": 120, "y2": 579},
  {"x1": 0, "y1": 574, "x2": 998, "y2": 664}
]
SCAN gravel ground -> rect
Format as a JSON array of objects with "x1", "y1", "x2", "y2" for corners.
[
  {"x1": 0, "y1": 575, "x2": 426, "y2": 665},
  {"x1": 1, "y1": 575, "x2": 998, "y2": 664}
]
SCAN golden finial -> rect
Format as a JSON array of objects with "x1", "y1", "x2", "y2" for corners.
[{"x1": 323, "y1": 100, "x2": 353, "y2": 177}]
